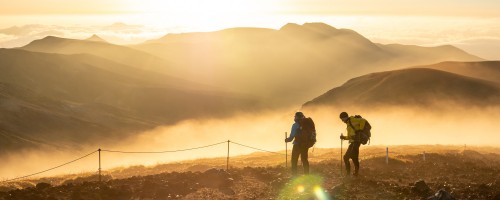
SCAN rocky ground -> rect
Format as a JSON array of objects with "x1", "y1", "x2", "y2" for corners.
[{"x1": 0, "y1": 149, "x2": 499, "y2": 199}]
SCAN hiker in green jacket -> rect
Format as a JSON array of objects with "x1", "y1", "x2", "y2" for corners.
[{"x1": 339, "y1": 112, "x2": 367, "y2": 177}]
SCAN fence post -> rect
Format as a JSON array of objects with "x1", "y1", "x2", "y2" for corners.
[
  {"x1": 98, "y1": 148, "x2": 101, "y2": 182},
  {"x1": 226, "y1": 140, "x2": 230, "y2": 171},
  {"x1": 285, "y1": 132, "x2": 288, "y2": 169},
  {"x1": 385, "y1": 147, "x2": 388, "y2": 165},
  {"x1": 423, "y1": 151, "x2": 426, "y2": 161}
]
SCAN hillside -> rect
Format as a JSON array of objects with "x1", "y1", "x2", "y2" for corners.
[
  {"x1": 131, "y1": 22, "x2": 482, "y2": 106},
  {"x1": 419, "y1": 61, "x2": 500, "y2": 83},
  {"x1": 303, "y1": 67, "x2": 500, "y2": 108},
  {"x1": 1, "y1": 146, "x2": 499, "y2": 199},
  {"x1": 19, "y1": 36, "x2": 173, "y2": 75},
  {"x1": 0, "y1": 49, "x2": 259, "y2": 152}
]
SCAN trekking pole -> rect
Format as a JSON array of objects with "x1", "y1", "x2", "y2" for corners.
[
  {"x1": 340, "y1": 133, "x2": 343, "y2": 177},
  {"x1": 285, "y1": 132, "x2": 288, "y2": 169},
  {"x1": 98, "y1": 148, "x2": 101, "y2": 182}
]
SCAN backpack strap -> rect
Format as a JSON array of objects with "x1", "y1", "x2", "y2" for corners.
[
  {"x1": 348, "y1": 118, "x2": 361, "y2": 142},
  {"x1": 347, "y1": 118, "x2": 358, "y2": 131}
]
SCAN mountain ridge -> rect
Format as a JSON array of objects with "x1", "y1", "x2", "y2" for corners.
[
  {"x1": 303, "y1": 65, "x2": 500, "y2": 108},
  {"x1": 19, "y1": 36, "x2": 175, "y2": 76},
  {"x1": 132, "y1": 22, "x2": 482, "y2": 106}
]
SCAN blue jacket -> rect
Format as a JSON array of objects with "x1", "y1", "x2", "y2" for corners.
[{"x1": 288, "y1": 122, "x2": 301, "y2": 145}]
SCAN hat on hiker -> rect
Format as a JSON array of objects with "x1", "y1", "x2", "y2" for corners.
[
  {"x1": 295, "y1": 112, "x2": 305, "y2": 118},
  {"x1": 339, "y1": 112, "x2": 348, "y2": 119}
]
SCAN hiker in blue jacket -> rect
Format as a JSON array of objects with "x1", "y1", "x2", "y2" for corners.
[{"x1": 285, "y1": 112, "x2": 309, "y2": 176}]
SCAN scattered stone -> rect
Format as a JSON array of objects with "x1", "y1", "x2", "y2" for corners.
[
  {"x1": 412, "y1": 180, "x2": 431, "y2": 197},
  {"x1": 35, "y1": 182, "x2": 51, "y2": 190},
  {"x1": 330, "y1": 183, "x2": 346, "y2": 194},
  {"x1": 427, "y1": 189, "x2": 455, "y2": 200}
]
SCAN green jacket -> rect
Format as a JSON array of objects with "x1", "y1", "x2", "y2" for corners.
[{"x1": 344, "y1": 116, "x2": 367, "y2": 143}]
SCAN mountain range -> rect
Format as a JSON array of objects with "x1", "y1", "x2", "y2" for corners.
[
  {"x1": 21, "y1": 23, "x2": 481, "y2": 106},
  {"x1": 0, "y1": 22, "x2": 491, "y2": 153}
]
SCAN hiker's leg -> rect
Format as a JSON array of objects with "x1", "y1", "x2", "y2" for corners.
[
  {"x1": 344, "y1": 143, "x2": 354, "y2": 175},
  {"x1": 300, "y1": 146, "x2": 309, "y2": 174},
  {"x1": 352, "y1": 142, "x2": 361, "y2": 176},
  {"x1": 291, "y1": 144, "x2": 300, "y2": 176}
]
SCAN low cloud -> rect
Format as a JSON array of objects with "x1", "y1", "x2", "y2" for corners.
[
  {"x1": 0, "y1": 23, "x2": 170, "y2": 48},
  {"x1": 1, "y1": 104, "x2": 498, "y2": 180}
]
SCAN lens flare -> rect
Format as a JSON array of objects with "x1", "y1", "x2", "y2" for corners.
[
  {"x1": 297, "y1": 185, "x2": 305, "y2": 193},
  {"x1": 278, "y1": 175, "x2": 331, "y2": 199},
  {"x1": 314, "y1": 185, "x2": 330, "y2": 200}
]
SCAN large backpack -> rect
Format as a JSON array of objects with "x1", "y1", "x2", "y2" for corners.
[
  {"x1": 350, "y1": 115, "x2": 372, "y2": 145},
  {"x1": 297, "y1": 117, "x2": 317, "y2": 148}
]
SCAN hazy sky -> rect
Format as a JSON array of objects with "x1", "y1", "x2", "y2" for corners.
[
  {"x1": 1, "y1": 0, "x2": 499, "y2": 16},
  {"x1": 1, "y1": 0, "x2": 499, "y2": 59}
]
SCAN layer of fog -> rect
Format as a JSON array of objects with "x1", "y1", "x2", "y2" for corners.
[{"x1": 1, "y1": 105, "x2": 499, "y2": 181}]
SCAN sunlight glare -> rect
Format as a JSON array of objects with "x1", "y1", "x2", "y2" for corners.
[
  {"x1": 119, "y1": 0, "x2": 284, "y2": 30},
  {"x1": 314, "y1": 185, "x2": 330, "y2": 200},
  {"x1": 297, "y1": 185, "x2": 305, "y2": 193}
]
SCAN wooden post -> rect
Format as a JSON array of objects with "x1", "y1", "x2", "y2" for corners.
[
  {"x1": 98, "y1": 148, "x2": 101, "y2": 182},
  {"x1": 226, "y1": 140, "x2": 230, "y2": 171},
  {"x1": 423, "y1": 151, "x2": 426, "y2": 161},
  {"x1": 385, "y1": 147, "x2": 389, "y2": 165}
]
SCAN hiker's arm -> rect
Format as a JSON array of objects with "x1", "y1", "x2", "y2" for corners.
[{"x1": 286, "y1": 123, "x2": 299, "y2": 142}]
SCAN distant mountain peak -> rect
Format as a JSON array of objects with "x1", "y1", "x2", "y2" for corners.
[
  {"x1": 279, "y1": 22, "x2": 337, "y2": 32},
  {"x1": 279, "y1": 23, "x2": 302, "y2": 31},
  {"x1": 279, "y1": 22, "x2": 360, "y2": 39},
  {"x1": 42, "y1": 36, "x2": 63, "y2": 40},
  {"x1": 85, "y1": 34, "x2": 107, "y2": 43},
  {"x1": 22, "y1": 36, "x2": 73, "y2": 48},
  {"x1": 302, "y1": 22, "x2": 337, "y2": 30}
]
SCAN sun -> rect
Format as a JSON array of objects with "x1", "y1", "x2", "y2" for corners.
[
  {"x1": 120, "y1": 0, "x2": 282, "y2": 30},
  {"x1": 124, "y1": 0, "x2": 268, "y2": 18}
]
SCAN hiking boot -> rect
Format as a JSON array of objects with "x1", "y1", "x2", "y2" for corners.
[{"x1": 353, "y1": 172, "x2": 359, "y2": 177}]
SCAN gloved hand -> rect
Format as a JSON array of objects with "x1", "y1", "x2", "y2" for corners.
[
  {"x1": 340, "y1": 135, "x2": 347, "y2": 140},
  {"x1": 285, "y1": 138, "x2": 292, "y2": 142}
]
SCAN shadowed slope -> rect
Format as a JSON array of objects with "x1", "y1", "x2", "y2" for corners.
[
  {"x1": 0, "y1": 49, "x2": 259, "y2": 152},
  {"x1": 304, "y1": 67, "x2": 500, "y2": 108},
  {"x1": 418, "y1": 61, "x2": 500, "y2": 83}
]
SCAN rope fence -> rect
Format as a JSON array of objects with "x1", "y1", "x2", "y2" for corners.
[
  {"x1": 100, "y1": 141, "x2": 228, "y2": 154},
  {"x1": 0, "y1": 140, "x2": 283, "y2": 183},
  {"x1": 0, "y1": 150, "x2": 97, "y2": 183},
  {"x1": 230, "y1": 141, "x2": 286, "y2": 156},
  {"x1": 0, "y1": 140, "x2": 471, "y2": 184}
]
